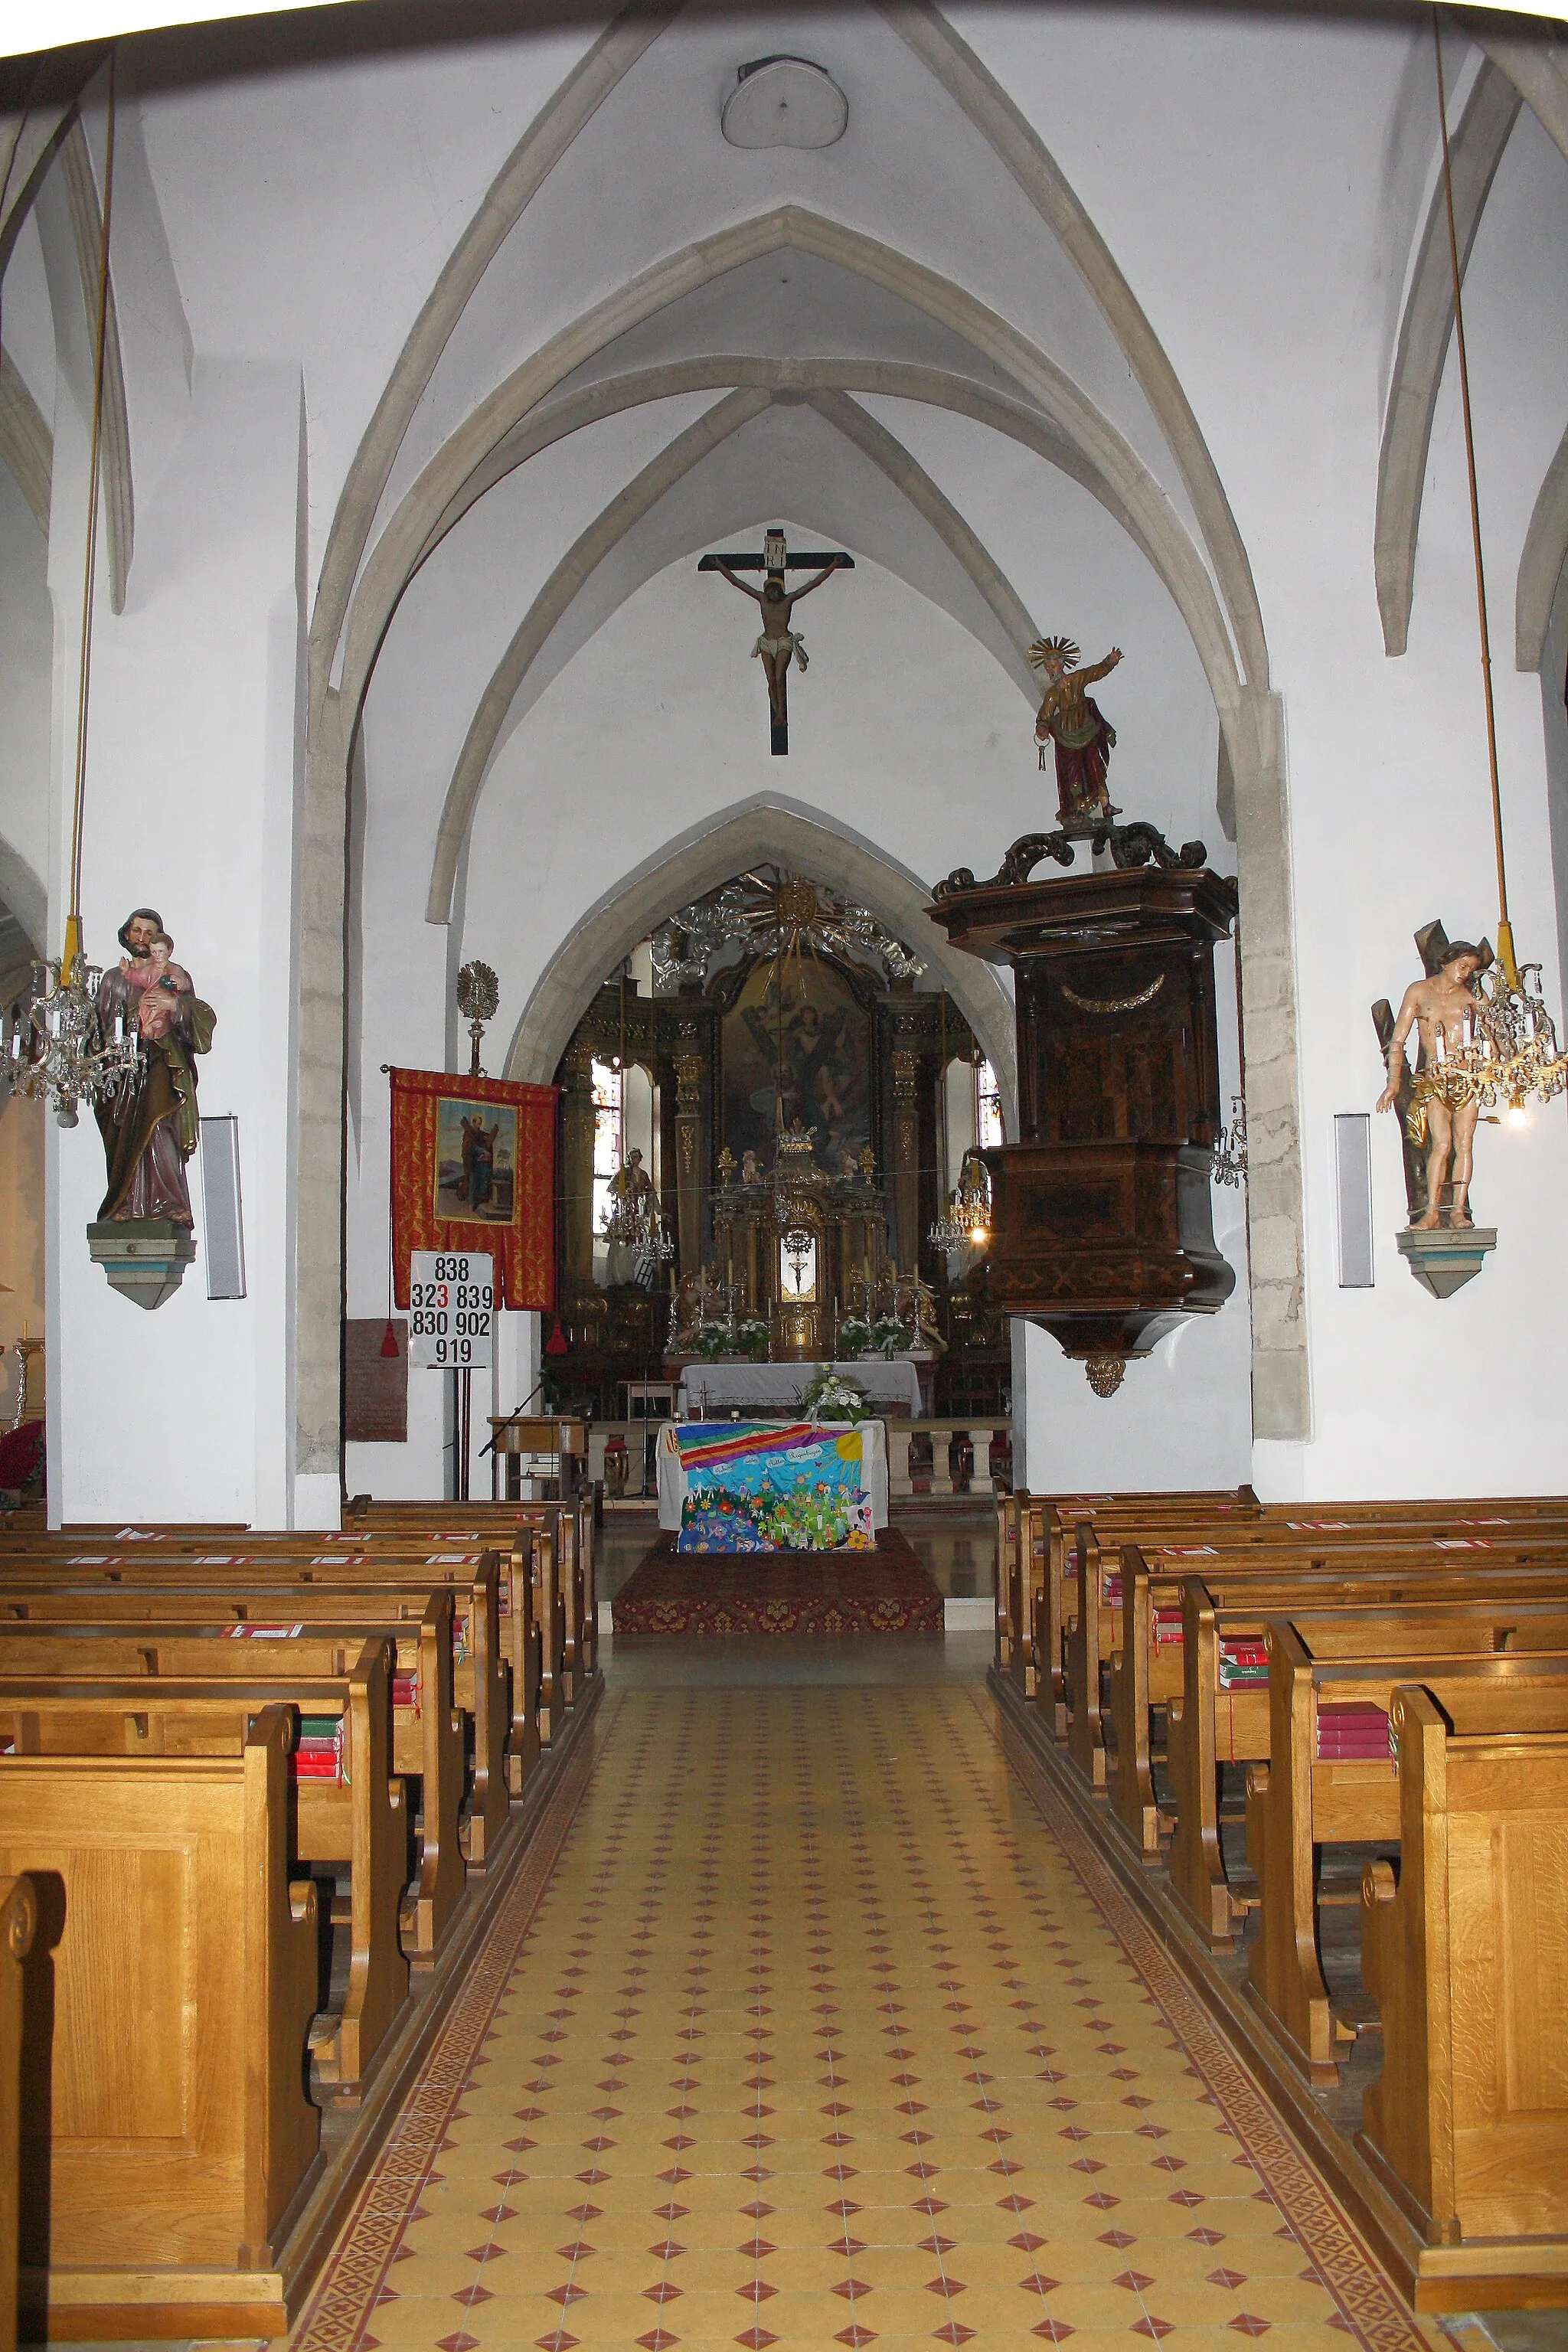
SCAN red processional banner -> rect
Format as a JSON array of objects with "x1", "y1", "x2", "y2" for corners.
[{"x1": 388, "y1": 1067, "x2": 558, "y2": 1312}]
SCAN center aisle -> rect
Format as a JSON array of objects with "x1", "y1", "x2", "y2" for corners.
[{"x1": 292, "y1": 1687, "x2": 1426, "y2": 2352}]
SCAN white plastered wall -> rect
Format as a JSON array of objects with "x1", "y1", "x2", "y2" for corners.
[
  {"x1": 46, "y1": 358, "x2": 309, "y2": 1527},
  {"x1": 1243, "y1": 92, "x2": 1568, "y2": 1499}
]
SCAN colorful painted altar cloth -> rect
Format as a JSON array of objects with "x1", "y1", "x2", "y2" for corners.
[{"x1": 665, "y1": 1422, "x2": 877, "y2": 1553}]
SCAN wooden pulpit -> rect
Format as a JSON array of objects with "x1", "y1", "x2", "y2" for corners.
[{"x1": 929, "y1": 859, "x2": 1237, "y2": 1390}]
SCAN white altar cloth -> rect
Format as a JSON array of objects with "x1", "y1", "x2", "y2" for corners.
[
  {"x1": 678, "y1": 1359, "x2": 923, "y2": 1419},
  {"x1": 657, "y1": 1418, "x2": 890, "y2": 1534}
]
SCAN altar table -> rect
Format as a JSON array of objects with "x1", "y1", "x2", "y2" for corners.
[
  {"x1": 678, "y1": 1359, "x2": 923, "y2": 1419},
  {"x1": 658, "y1": 1419, "x2": 890, "y2": 1547}
]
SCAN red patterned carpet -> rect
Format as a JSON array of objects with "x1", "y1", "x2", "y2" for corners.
[{"x1": 611, "y1": 1527, "x2": 945, "y2": 1634}]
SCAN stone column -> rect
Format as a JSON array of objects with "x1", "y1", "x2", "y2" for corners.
[
  {"x1": 674, "y1": 1051, "x2": 704, "y2": 1277},
  {"x1": 891, "y1": 1047, "x2": 920, "y2": 1271}
]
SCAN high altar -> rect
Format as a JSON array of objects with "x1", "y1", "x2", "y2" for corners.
[{"x1": 544, "y1": 867, "x2": 1011, "y2": 1419}]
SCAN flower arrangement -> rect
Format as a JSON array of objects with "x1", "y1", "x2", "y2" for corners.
[
  {"x1": 838, "y1": 1314, "x2": 912, "y2": 1360},
  {"x1": 802, "y1": 1367, "x2": 874, "y2": 1424},
  {"x1": 693, "y1": 1317, "x2": 771, "y2": 1362}
]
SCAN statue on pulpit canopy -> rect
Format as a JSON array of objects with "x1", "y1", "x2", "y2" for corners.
[{"x1": 1029, "y1": 635, "x2": 1123, "y2": 825}]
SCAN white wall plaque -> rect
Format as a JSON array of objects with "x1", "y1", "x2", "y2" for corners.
[{"x1": 408, "y1": 1251, "x2": 494, "y2": 1369}]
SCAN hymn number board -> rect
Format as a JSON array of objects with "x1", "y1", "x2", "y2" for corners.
[{"x1": 409, "y1": 1251, "x2": 494, "y2": 1370}]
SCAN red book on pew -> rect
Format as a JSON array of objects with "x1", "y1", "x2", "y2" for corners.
[
  {"x1": 293, "y1": 1714, "x2": 346, "y2": 1785},
  {"x1": 1154, "y1": 1609, "x2": 1184, "y2": 1646},
  {"x1": 1316, "y1": 1704, "x2": 1394, "y2": 1760},
  {"x1": 392, "y1": 1670, "x2": 421, "y2": 1714},
  {"x1": 1218, "y1": 1639, "x2": 1269, "y2": 1687}
]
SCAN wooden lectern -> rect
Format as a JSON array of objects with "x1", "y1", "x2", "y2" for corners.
[{"x1": 487, "y1": 1415, "x2": 587, "y2": 1503}]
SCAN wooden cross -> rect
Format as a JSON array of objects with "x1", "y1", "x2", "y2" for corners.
[{"x1": 699, "y1": 526, "x2": 854, "y2": 754}]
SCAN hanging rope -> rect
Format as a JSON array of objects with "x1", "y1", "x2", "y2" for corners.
[
  {"x1": 67, "y1": 50, "x2": 118, "y2": 978},
  {"x1": 1433, "y1": 8, "x2": 1514, "y2": 978}
]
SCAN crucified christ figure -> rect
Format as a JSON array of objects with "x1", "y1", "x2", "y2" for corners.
[{"x1": 706, "y1": 542, "x2": 851, "y2": 754}]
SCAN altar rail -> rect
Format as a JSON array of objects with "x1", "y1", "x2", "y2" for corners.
[{"x1": 588, "y1": 1419, "x2": 1011, "y2": 1501}]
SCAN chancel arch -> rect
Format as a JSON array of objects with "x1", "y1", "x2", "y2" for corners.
[{"x1": 534, "y1": 848, "x2": 1014, "y2": 1421}]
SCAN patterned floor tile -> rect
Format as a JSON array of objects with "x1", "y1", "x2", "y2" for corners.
[{"x1": 289, "y1": 1689, "x2": 1426, "y2": 2352}]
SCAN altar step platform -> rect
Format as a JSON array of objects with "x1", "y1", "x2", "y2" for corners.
[
  {"x1": 611, "y1": 1529, "x2": 949, "y2": 1636},
  {"x1": 594, "y1": 1501, "x2": 995, "y2": 1633}
]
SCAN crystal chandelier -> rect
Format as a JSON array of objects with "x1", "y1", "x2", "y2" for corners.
[
  {"x1": 598, "y1": 1183, "x2": 675, "y2": 1269},
  {"x1": 1414, "y1": 960, "x2": 1566, "y2": 1127},
  {"x1": 648, "y1": 867, "x2": 924, "y2": 993},
  {"x1": 1212, "y1": 1093, "x2": 1248, "y2": 1187},
  {"x1": 926, "y1": 1191, "x2": 965, "y2": 1253},
  {"x1": 1419, "y1": 18, "x2": 1568, "y2": 1126},
  {"x1": 597, "y1": 963, "x2": 675, "y2": 1275},
  {"x1": 5, "y1": 933, "x2": 142, "y2": 1129},
  {"x1": 3, "y1": 57, "x2": 141, "y2": 1129},
  {"x1": 928, "y1": 1159, "x2": 991, "y2": 1252},
  {"x1": 953, "y1": 1147, "x2": 992, "y2": 1246}
]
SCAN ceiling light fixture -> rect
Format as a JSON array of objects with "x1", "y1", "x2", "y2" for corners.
[{"x1": 722, "y1": 56, "x2": 848, "y2": 151}]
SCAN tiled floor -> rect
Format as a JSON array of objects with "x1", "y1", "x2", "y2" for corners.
[{"x1": 292, "y1": 1685, "x2": 1430, "y2": 2352}]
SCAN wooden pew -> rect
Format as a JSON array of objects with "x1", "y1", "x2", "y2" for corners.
[
  {"x1": 1360, "y1": 1687, "x2": 1568, "y2": 2251},
  {"x1": 0, "y1": 1604, "x2": 466, "y2": 1968},
  {"x1": 514, "y1": 1500, "x2": 594, "y2": 1703},
  {"x1": 995, "y1": 1492, "x2": 1021, "y2": 1681},
  {"x1": 1163, "y1": 1575, "x2": 1568, "y2": 1944},
  {"x1": 1243, "y1": 1632, "x2": 1568, "y2": 2084},
  {"x1": 0, "y1": 1646, "x2": 407, "y2": 2096},
  {"x1": 1112, "y1": 1548, "x2": 1568, "y2": 1876},
  {"x1": 1071, "y1": 1518, "x2": 1568, "y2": 1797},
  {"x1": 2, "y1": 1710, "x2": 322, "y2": 2291},
  {"x1": 0, "y1": 1555, "x2": 512, "y2": 1870},
  {"x1": 1022, "y1": 1488, "x2": 1263, "y2": 1736},
  {"x1": 0, "y1": 1875, "x2": 33, "y2": 2352},
  {"x1": 93, "y1": 1516, "x2": 568, "y2": 1729}
]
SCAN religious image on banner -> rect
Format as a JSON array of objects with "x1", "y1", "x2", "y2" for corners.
[
  {"x1": 389, "y1": 1067, "x2": 557, "y2": 1311},
  {"x1": 434, "y1": 1096, "x2": 516, "y2": 1224}
]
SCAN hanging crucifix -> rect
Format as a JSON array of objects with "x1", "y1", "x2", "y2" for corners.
[{"x1": 699, "y1": 526, "x2": 853, "y2": 755}]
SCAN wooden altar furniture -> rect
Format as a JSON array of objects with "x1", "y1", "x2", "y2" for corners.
[
  {"x1": 1, "y1": 1709, "x2": 322, "y2": 2282},
  {"x1": 0, "y1": 1505, "x2": 603, "y2": 2341},
  {"x1": 622, "y1": 1380, "x2": 678, "y2": 1419},
  {"x1": 0, "y1": 1656, "x2": 407, "y2": 2096},
  {"x1": 931, "y1": 863, "x2": 1237, "y2": 1387},
  {"x1": 0, "y1": 1873, "x2": 31, "y2": 2352},
  {"x1": 1245, "y1": 1632, "x2": 1568, "y2": 2088},
  {"x1": 487, "y1": 1413, "x2": 586, "y2": 1502},
  {"x1": 988, "y1": 1481, "x2": 1568, "y2": 2311},
  {"x1": 1361, "y1": 1687, "x2": 1568, "y2": 2249}
]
